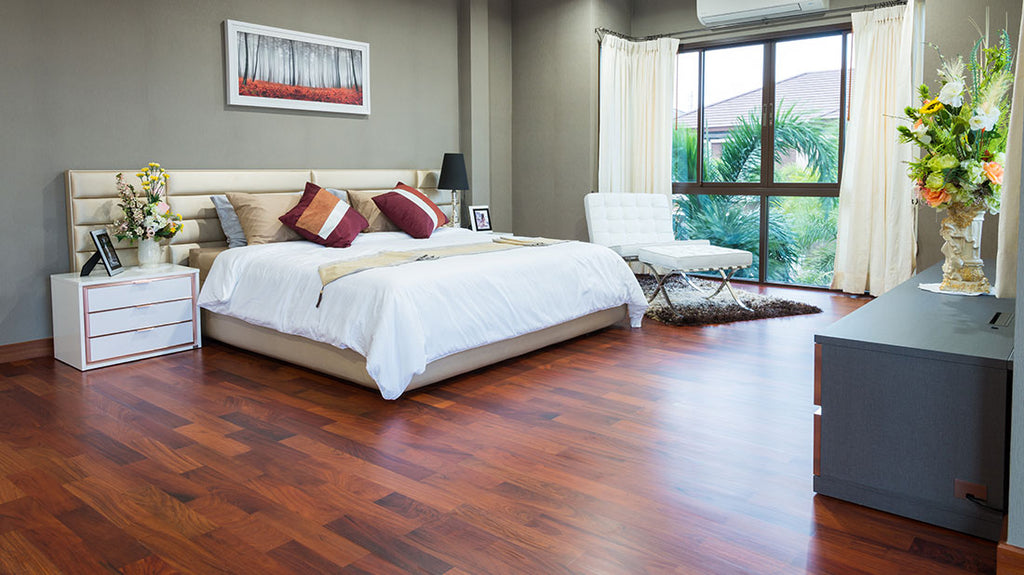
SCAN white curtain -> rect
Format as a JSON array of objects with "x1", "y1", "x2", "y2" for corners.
[
  {"x1": 994, "y1": 15, "x2": 1024, "y2": 298},
  {"x1": 598, "y1": 35, "x2": 680, "y2": 195},
  {"x1": 832, "y1": 2, "x2": 917, "y2": 296}
]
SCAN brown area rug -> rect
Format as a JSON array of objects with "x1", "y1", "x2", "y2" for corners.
[{"x1": 637, "y1": 274, "x2": 822, "y2": 326}]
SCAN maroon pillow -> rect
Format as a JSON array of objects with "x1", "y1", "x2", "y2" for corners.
[
  {"x1": 371, "y1": 182, "x2": 449, "y2": 239},
  {"x1": 279, "y1": 182, "x2": 369, "y2": 248}
]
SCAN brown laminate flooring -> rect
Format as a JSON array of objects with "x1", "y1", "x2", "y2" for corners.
[{"x1": 0, "y1": 286, "x2": 999, "y2": 574}]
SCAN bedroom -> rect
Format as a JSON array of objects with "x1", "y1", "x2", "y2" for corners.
[{"x1": 2, "y1": 0, "x2": 1024, "y2": 572}]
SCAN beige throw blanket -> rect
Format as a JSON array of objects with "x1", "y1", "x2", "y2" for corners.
[{"x1": 315, "y1": 235, "x2": 568, "y2": 306}]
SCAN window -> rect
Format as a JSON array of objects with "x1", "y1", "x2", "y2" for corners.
[{"x1": 672, "y1": 30, "x2": 851, "y2": 286}]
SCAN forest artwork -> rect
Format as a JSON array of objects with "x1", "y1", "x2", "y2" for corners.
[{"x1": 225, "y1": 20, "x2": 370, "y2": 114}]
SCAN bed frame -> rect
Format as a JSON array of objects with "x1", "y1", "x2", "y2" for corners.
[{"x1": 65, "y1": 168, "x2": 627, "y2": 393}]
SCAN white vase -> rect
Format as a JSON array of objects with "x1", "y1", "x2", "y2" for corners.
[
  {"x1": 137, "y1": 237, "x2": 162, "y2": 268},
  {"x1": 939, "y1": 204, "x2": 989, "y2": 294}
]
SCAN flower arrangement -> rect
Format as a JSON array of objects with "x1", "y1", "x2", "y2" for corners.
[
  {"x1": 111, "y1": 163, "x2": 183, "y2": 242},
  {"x1": 897, "y1": 31, "x2": 1013, "y2": 213}
]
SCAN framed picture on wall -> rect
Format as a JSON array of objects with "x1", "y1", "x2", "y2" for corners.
[
  {"x1": 224, "y1": 20, "x2": 370, "y2": 115},
  {"x1": 470, "y1": 205, "x2": 492, "y2": 232}
]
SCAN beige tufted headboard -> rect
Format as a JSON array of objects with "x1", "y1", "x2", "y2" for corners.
[{"x1": 65, "y1": 168, "x2": 443, "y2": 271}]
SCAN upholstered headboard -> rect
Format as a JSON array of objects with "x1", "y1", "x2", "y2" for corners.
[{"x1": 65, "y1": 168, "x2": 443, "y2": 271}]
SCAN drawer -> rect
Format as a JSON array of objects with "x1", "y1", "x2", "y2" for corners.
[
  {"x1": 85, "y1": 275, "x2": 193, "y2": 312},
  {"x1": 88, "y1": 321, "x2": 195, "y2": 364},
  {"x1": 87, "y1": 299, "x2": 194, "y2": 337}
]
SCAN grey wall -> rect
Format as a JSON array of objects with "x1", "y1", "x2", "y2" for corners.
[
  {"x1": 0, "y1": 0, "x2": 459, "y2": 346},
  {"x1": 510, "y1": 0, "x2": 630, "y2": 241},
  {"x1": 489, "y1": 0, "x2": 514, "y2": 233}
]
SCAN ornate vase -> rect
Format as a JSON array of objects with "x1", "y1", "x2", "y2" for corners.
[
  {"x1": 938, "y1": 203, "x2": 989, "y2": 294},
  {"x1": 137, "y1": 237, "x2": 162, "y2": 268}
]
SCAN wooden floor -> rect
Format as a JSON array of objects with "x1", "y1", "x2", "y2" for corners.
[{"x1": 0, "y1": 286, "x2": 999, "y2": 574}]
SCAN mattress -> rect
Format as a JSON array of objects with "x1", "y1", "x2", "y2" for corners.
[{"x1": 197, "y1": 228, "x2": 648, "y2": 398}]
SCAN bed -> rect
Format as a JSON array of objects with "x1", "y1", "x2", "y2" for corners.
[{"x1": 65, "y1": 169, "x2": 647, "y2": 398}]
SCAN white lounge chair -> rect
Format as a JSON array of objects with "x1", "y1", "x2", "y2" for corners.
[{"x1": 584, "y1": 192, "x2": 754, "y2": 310}]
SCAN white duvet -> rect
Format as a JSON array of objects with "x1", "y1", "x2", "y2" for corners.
[{"x1": 198, "y1": 228, "x2": 647, "y2": 399}]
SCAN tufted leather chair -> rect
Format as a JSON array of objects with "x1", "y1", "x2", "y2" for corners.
[{"x1": 584, "y1": 192, "x2": 704, "y2": 258}]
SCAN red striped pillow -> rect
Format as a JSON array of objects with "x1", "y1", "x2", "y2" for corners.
[
  {"x1": 371, "y1": 182, "x2": 449, "y2": 239},
  {"x1": 279, "y1": 182, "x2": 369, "y2": 248}
]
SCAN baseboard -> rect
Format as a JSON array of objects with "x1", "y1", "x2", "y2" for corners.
[
  {"x1": 0, "y1": 338, "x2": 53, "y2": 364},
  {"x1": 998, "y1": 541, "x2": 1024, "y2": 574}
]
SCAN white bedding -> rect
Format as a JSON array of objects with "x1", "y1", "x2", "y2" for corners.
[{"x1": 197, "y1": 228, "x2": 647, "y2": 399}]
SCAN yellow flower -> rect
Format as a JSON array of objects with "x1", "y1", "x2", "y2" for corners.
[{"x1": 919, "y1": 98, "x2": 944, "y2": 115}]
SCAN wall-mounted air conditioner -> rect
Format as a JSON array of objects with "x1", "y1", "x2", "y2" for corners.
[{"x1": 697, "y1": 0, "x2": 830, "y2": 28}]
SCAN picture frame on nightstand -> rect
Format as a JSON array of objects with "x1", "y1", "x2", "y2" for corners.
[
  {"x1": 83, "y1": 229, "x2": 124, "y2": 277},
  {"x1": 470, "y1": 205, "x2": 491, "y2": 232}
]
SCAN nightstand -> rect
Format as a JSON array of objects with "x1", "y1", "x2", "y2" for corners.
[{"x1": 51, "y1": 264, "x2": 201, "y2": 370}]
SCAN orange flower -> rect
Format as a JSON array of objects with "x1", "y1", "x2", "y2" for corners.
[
  {"x1": 982, "y1": 161, "x2": 1004, "y2": 185},
  {"x1": 920, "y1": 186, "x2": 951, "y2": 207}
]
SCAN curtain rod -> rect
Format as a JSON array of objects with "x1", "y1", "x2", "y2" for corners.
[{"x1": 595, "y1": 0, "x2": 907, "y2": 43}]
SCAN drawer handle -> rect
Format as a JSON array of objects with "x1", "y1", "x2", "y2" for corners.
[{"x1": 135, "y1": 327, "x2": 156, "y2": 333}]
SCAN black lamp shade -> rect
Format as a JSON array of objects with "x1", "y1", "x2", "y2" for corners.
[{"x1": 438, "y1": 153, "x2": 469, "y2": 190}]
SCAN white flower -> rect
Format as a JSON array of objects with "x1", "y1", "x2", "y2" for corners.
[
  {"x1": 937, "y1": 80, "x2": 964, "y2": 107},
  {"x1": 970, "y1": 102, "x2": 1000, "y2": 131},
  {"x1": 911, "y1": 122, "x2": 932, "y2": 144}
]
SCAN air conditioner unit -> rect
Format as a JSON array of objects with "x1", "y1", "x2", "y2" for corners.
[{"x1": 697, "y1": 0, "x2": 829, "y2": 28}]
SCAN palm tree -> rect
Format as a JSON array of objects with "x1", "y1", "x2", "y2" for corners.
[{"x1": 671, "y1": 104, "x2": 839, "y2": 282}]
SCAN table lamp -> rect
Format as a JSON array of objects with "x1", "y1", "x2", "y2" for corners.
[{"x1": 438, "y1": 153, "x2": 468, "y2": 228}]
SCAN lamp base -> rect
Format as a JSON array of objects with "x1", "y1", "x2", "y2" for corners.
[{"x1": 451, "y1": 190, "x2": 462, "y2": 228}]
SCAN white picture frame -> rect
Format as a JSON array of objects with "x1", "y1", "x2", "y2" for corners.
[
  {"x1": 225, "y1": 20, "x2": 370, "y2": 115},
  {"x1": 469, "y1": 205, "x2": 491, "y2": 232}
]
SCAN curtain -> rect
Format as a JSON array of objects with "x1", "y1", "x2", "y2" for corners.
[
  {"x1": 832, "y1": 2, "x2": 917, "y2": 296},
  {"x1": 597, "y1": 35, "x2": 680, "y2": 195},
  {"x1": 994, "y1": 15, "x2": 1024, "y2": 298}
]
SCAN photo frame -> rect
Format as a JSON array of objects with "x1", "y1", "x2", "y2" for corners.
[
  {"x1": 225, "y1": 20, "x2": 370, "y2": 115},
  {"x1": 84, "y1": 229, "x2": 124, "y2": 277},
  {"x1": 469, "y1": 205, "x2": 492, "y2": 232}
]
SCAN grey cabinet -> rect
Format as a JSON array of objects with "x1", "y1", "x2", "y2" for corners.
[{"x1": 813, "y1": 263, "x2": 1013, "y2": 541}]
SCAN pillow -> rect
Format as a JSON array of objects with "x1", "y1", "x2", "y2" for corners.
[
  {"x1": 279, "y1": 182, "x2": 369, "y2": 248},
  {"x1": 346, "y1": 189, "x2": 402, "y2": 233},
  {"x1": 325, "y1": 188, "x2": 349, "y2": 202},
  {"x1": 225, "y1": 192, "x2": 302, "y2": 245},
  {"x1": 371, "y1": 183, "x2": 449, "y2": 239},
  {"x1": 210, "y1": 195, "x2": 248, "y2": 249}
]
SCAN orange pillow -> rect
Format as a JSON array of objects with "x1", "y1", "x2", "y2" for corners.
[{"x1": 279, "y1": 183, "x2": 368, "y2": 248}]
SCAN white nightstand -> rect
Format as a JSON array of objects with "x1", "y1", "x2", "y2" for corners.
[{"x1": 51, "y1": 264, "x2": 201, "y2": 370}]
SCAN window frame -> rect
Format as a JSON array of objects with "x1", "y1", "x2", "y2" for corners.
[{"x1": 673, "y1": 24, "x2": 852, "y2": 285}]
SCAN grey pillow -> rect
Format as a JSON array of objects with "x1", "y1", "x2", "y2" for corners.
[{"x1": 211, "y1": 194, "x2": 247, "y2": 248}]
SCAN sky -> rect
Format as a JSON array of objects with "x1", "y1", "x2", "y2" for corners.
[{"x1": 676, "y1": 35, "x2": 846, "y2": 113}]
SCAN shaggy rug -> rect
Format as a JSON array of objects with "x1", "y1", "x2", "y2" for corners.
[{"x1": 637, "y1": 274, "x2": 823, "y2": 326}]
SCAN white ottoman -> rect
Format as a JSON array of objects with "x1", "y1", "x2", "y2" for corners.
[{"x1": 636, "y1": 243, "x2": 754, "y2": 310}]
